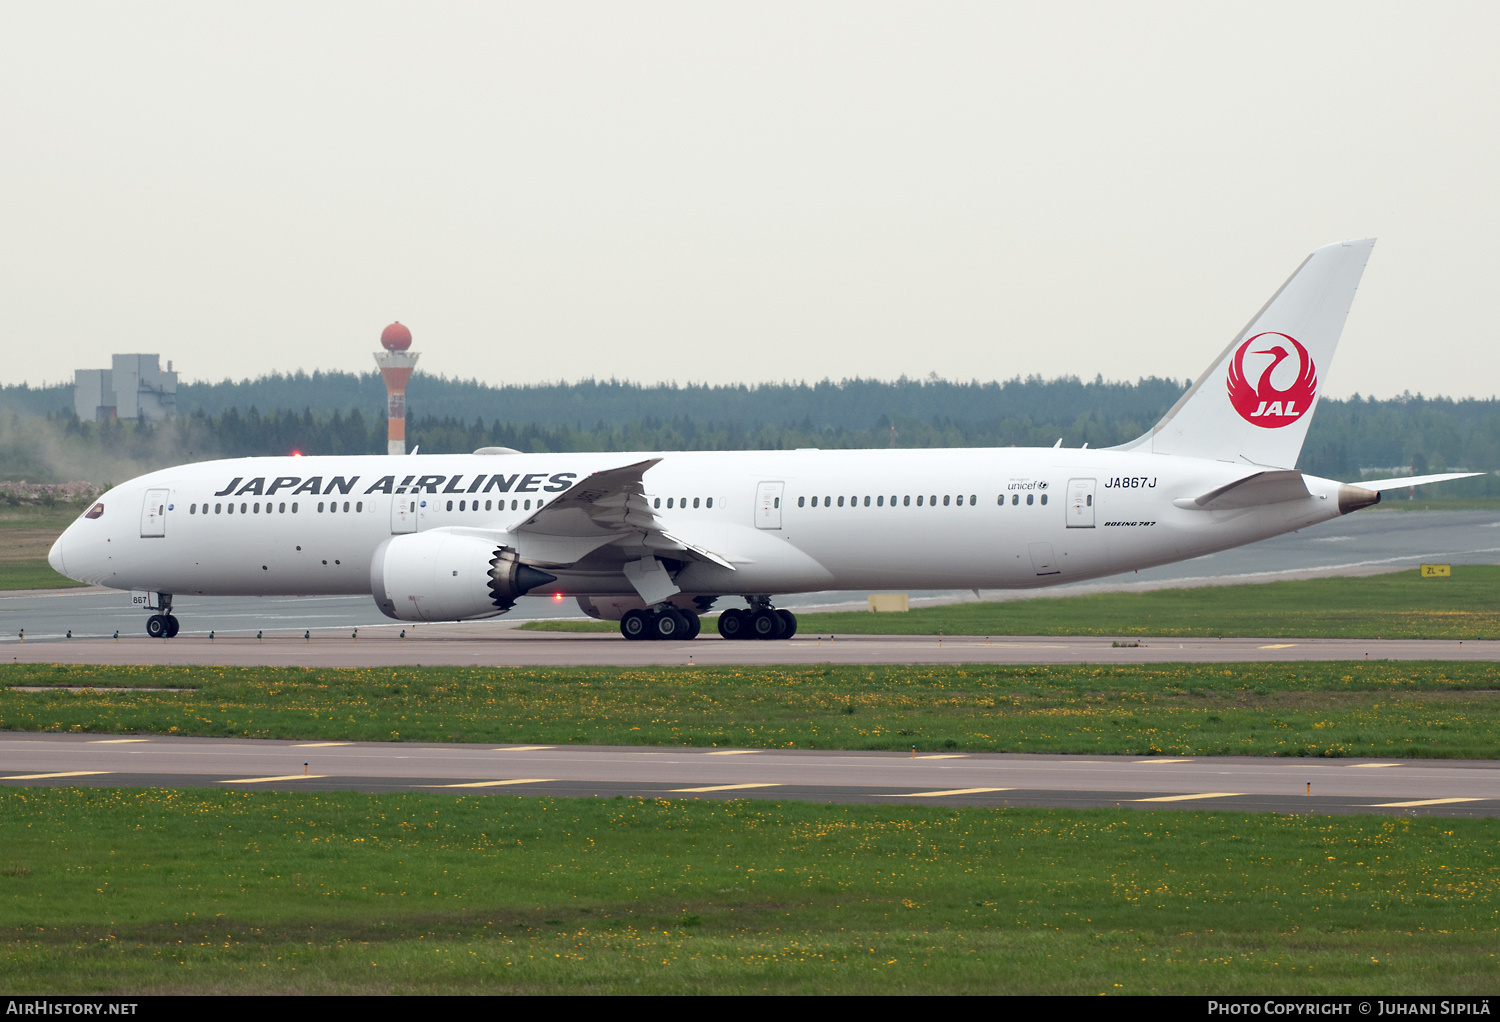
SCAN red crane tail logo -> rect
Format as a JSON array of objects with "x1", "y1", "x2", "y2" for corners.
[{"x1": 1226, "y1": 332, "x2": 1318, "y2": 429}]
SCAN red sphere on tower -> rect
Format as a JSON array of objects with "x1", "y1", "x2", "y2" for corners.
[{"x1": 380, "y1": 321, "x2": 413, "y2": 352}]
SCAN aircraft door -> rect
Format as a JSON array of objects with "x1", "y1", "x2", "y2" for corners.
[
  {"x1": 140, "y1": 488, "x2": 169, "y2": 537},
  {"x1": 391, "y1": 495, "x2": 418, "y2": 534},
  {"x1": 754, "y1": 481, "x2": 784, "y2": 530},
  {"x1": 1066, "y1": 478, "x2": 1096, "y2": 528}
]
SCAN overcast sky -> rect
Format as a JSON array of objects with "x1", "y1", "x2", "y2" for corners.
[{"x1": 2, "y1": 2, "x2": 1496, "y2": 398}]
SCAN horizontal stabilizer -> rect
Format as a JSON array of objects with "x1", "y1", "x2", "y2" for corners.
[
  {"x1": 1172, "y1": 470, "x2": 1310, "y2": 511},
  {"x1": 1351, "y1": 472, "x2": 1483, "y2": 492}
]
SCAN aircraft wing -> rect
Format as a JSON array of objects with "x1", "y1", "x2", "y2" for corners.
[{"x1": 512, "y1": 458, "x2": 735, "y2": 570}]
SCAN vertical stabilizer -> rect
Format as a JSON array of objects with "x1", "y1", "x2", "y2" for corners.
[{"x1": 1118, "y1": 239, "x2": 1375, "y2": 468}]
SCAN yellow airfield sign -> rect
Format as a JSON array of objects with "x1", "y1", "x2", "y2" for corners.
[{"x1": 1420, "y1": 564, "x2": 1452, "y2": 577}]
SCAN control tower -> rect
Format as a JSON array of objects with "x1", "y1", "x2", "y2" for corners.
[{"x1": 374, "y1": 322, "x2": 418, "y2": 455}]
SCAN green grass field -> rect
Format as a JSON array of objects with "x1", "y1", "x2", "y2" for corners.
[
  {"x1": 524, "y1": 566, "x2": 1500, "y2": 639},
  {"x1": 0, "y1": 504, "x2": 86, "y2": 590},
  {"x1": 5, "y1": 660, "x2": 1499, "y2": 758},
  {"x1": 2, "y1": 788, "x2": 1495, "y2": 994}
]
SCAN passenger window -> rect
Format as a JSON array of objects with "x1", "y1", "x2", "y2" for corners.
[
  {"x1": 824, "y1": 496, "x2": 831, "y2": 507},
  {"x1": 356, "y1": 501, "x2": 363, "y2": 512},
  {"x1": 706, "y1": 497, "x2": 713, "y2": 508},
  {"x1": 996, "y1": 495, "x2": 1003, "y2": 506},
  {"x1": 318, "y1": 502, "x2": 325, "y2": 512},
  {"x1": 240, "y1": 503, "x2": 247, "y2": 514},
  {"x1": 799, "y1": 496, "x2": 806, "y2": 507},
  {"x1": 459, "y1": 500, "x2": 465, "y2": 511},
  {"x1": 190, "y1": 504, "x2": 196, "y2": 514},
  {"x1": 1086, "y1": 494, "x2": 1092, "y2": 506},
  {"x1": 654, "y1": 497, "x2": 661, "y2": 508},
  {"x1": 774, "y1": 497, "x2": 780, "y2": 508},
  {"x1": 1041, "y1": 493, "x2": 1048, "y2": 505},
  {"x1": 916, "y1": 496, "x2": 923, "y2": 506},
  {"x1": 930, "y1": 495, "x2": 936, "y2": 506},
  {"x1": 446, "y1": 500, "x2": 453, "y2": 511},
  {"x1": 903, "y1": 495, "x2": 910, "y2": 506},
  {"x1": 970, "y1": 494, "x2": 976, "y2": 505},
  {"x1": 292, "y1": 502, "x2": 298, "y2": 513},
  {"x1": 253, "y1": 502, "x2": 260, "y2": 513},
  {"x1": 1012, "y1": 494, "x2": 1019, "y2": 506},
  {"x1": 485, "y1": 500, "x2": 492, "y2": 510},
  {"x1": 511, "y1": 500, "x2": 518, "y2": 510},
  {"x1": 837, "y1": 496, "x2": 845, "y2": 507},
  {"x1": 667, "y1": 498, "x2": 674, "y2": 509},
  {"x1": 344, "y1": 501, "x2": 350, "y2": 512},
  {"x1": 943, "y1": 495, "x2": 950, "y2": 506},
  {"x1": 877, "y1": 495, "x2": 884, "y2": 506},
  {"x1": 216, "y1": 503, "x2": 223, "y2": 514},
  {"x1": 280, "y1": 502, "x2": 287, "y2": 513},
  {"x1": 693, "y1": 497, "x2": 700, "y2": 508},
  {"x1": 1027, "y1": 494, "x2": 1034, "y2": 505},
  {"x1": 524, "y1": 499, "x2": 531, "y2": 510},
  {"x1": 863, "y1": 496, "x2": 870, "y2": 507}
]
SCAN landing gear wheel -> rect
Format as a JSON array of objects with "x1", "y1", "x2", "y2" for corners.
[
  {"x1": 683, "y1": 613, "x2": 702, "y2": 640},
  {"x1": 164, "y1": 615, "x2": 180, "y2": 638},
  {"x1": 621, "y1": 609, "x2": 650, "y2": 641},
  {"x1": 751, "y1": 608, "x2": 785, "y2": 640},
  {"x1": 718, "y1": 608, "x2": 748, "y2": 640},
  {"x1": 145, "y1": 614, "x2": 168, "y2": 638},
  {"x1": 652, "y1": 608, "x2": 688, "y2": 641},
  {"x1": 776, "y1": 610, "x2": 797, "y2": 640}
]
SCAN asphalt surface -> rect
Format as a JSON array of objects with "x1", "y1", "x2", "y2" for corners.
[
  {"x1": 3, "y1": 630, "x2": 1493, "y2": 667},
  {"x1": 5, "y1": 507, "x2": 1499, "y2": 645},
  {"x1": 2, "y1": 734, "x2": 1494, "y2": 817}
]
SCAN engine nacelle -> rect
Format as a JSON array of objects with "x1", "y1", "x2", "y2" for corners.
[{"x1": 371, "y1": 530, "x2": 557, "y2": 622}]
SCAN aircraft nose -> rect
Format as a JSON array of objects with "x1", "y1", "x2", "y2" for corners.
[{"x1": 48, "y1": 532, "x2": 67, "y2": 576}]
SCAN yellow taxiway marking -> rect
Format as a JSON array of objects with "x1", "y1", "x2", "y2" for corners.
[
  {"x1": 916, "y1": 754, "x2": 967, "y2": 760},
  {"x1": 492, "y1": 746, "x2": 555, "y2": 752},
  {"x1": 705, "y1": 750, "x2": 760, "y2": 755},
  {"x1": 1134, "y1": 792, "x2": 1243, "y2": 802},
  {"x1": 890, "y1": 787, "x2": 1011, "y2": 797},
  {"x1": 88, "y1": 738, "x2": 150, "y2": 744},
  {"x1": 1364, "y1": 797, "x2": 1485, "y2": 808},
  {"x1": 1, "y1": 771, "x2": 110, "y2": 780},
  {"x1": 430, "y1": 778, "x2": 554, "y2": 788},
  {"x1": 1134, "y1": 758, "x2": 1193, "y2": 764},
  {"x1": 220, "y1": 775, "x2": 327, "y2": 783},
  {"x1": 1259, "y1": 644, "x2": 1298, "y2": 649},
  {"x1": 1348, "y1": 763, "x2": 1401, "y2": 768},
  {"x1": 671, "y1": 783, "x2": 780, "y2": 792},
  {"x1": 294, "y1": 742, "x2": 352, "y2": 748}
]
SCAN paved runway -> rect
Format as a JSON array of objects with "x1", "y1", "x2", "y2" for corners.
[
  {"x1": 3, "y1": 629, "x2": 1492, "y2": 666},
  {"x1": 5, "y1": 508, "x2": 1499, "y2": 645},
  {"x1": 1, "y1": 734, "x2": 1494, "y2": 817}
]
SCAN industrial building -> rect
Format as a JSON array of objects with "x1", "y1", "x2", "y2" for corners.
[{"x1": 74, "y1": 354, "x2": 178, "y2": 422}]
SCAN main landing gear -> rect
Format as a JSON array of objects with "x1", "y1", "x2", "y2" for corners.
[
  {"x1": 144, "y1": 592, "x2": 180, "y2": 639},
  {"x1": 620, "y1": 606, "x2": 703, "y2": 642},
  {"x1": 717, "y1": 597, "x2": 797, "y2": 641}
]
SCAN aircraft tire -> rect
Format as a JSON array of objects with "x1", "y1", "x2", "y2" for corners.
[
  {"x1": 145, "y1": 614, "x2": 168, "y2": 639},
  {"x1": 652, "y1": 608, "x2": 688, "y2": 641},
  {"x1": 776, "y1": 610, "x2": 797, "y2": 639},
  {"x1": 683, "y1": 613, "x2": 702, "y2": 640},
  {"x1": 751, "y1": 608, "x2": 784, "y2": 640},
  {"x1": 717, "y1": 609, "x2": 748, "y2": 640},
  {"x1": 164, "y1": 615, "x2": 181, "y2": 638},
  {"x1": 620, "y1": 609, "x2": 650, "y2": 641}
]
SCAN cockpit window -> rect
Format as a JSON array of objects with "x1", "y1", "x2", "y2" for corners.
[{"x1": 84, "y1": 503, "x2": 104, "y2": 520}]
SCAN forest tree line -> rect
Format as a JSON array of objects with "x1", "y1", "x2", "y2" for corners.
[{"x1": 1, "y1": 371, "x2": 1497, "y2": 492}]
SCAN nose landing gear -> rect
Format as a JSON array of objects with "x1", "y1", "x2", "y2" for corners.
[{"x1": 143, "y1": 593, "x2": 180, "y2": 638}]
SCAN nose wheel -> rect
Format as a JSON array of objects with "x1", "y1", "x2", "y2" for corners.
[{"x1": 146, "y1": 614, "x2": 180, "y2": 639}]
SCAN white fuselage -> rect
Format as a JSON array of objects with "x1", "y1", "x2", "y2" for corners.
[{"x1": 50, "y1": 447, "x2": 1348, "y2": 610}]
